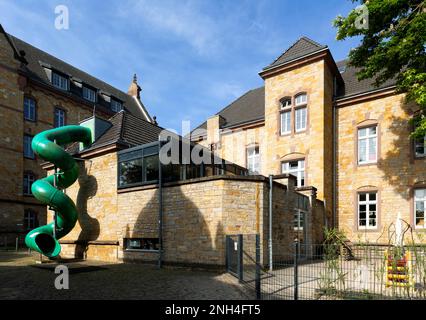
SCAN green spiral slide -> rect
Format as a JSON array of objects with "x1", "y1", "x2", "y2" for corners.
[{"x1": 25, "y1": 125, "x2": 92, "y2": 258}]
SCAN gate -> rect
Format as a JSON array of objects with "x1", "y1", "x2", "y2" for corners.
[{"x1": 225, "y1": 235, "x2": 242, "y2": 280}]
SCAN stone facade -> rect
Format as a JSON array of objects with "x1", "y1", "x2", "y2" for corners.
[
  {"x1": 337, "y1": 93, "x2": 425, "y2": 243},
  {"x1": 196, "y1": 47, "x2": 423, "y2": 245},
  {"x1": 52, "y1": 151, "x2": 325, "y2": 266},
  {"x1": 0, "y1": 29, "x2": 144, "y2": 244}
]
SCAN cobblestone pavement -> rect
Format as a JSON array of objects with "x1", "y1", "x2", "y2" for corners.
[{"x1": 0, "y1": 252, "x2": 252, "y2": 300}]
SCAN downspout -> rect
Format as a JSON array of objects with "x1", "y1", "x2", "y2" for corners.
[
  {"x1": 332, "y1": 77, "x2": 337, "y2": 228},
  {"x1": 269, "y1": 174, "x2": 273, "y2": 271},
  {"x1": 158, "y1": 138, "x2": 163, "y2": 269}
]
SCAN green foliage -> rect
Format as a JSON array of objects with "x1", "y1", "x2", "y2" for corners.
[{"x1": 334, "y1": 0, "x2": 426, "y2": 137}]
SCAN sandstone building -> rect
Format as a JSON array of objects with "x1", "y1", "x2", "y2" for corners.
[
  {"x1": 192, "y1": 37, "x2": 425, "y2": 244},
  {"x1": 0, "y1": 24, "x2": 153, "y2": 245},
  {"x1": 1, "y1": 24, "x2": 423, "y2": 267}
]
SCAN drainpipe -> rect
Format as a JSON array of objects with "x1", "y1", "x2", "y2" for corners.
[
  {"x1": 158, "y1": 138, "x2": 163, "y2": 269},
  {"x1": 269, "y1": 174, "x2": 273, "y2": 271},
  {"x1": 332, "y1": 77, "x2": 337, "y2": 229}
]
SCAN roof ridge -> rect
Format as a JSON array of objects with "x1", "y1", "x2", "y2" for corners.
[
  {"x1": 266, "y1": 36, "x2": 327, "y2": 69},
  {"x1": 9, "y1": 34, "x2": 130, "y2": 99}
]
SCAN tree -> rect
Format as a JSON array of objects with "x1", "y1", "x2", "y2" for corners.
[{"x1": 334, "y1": 0, "x2": 426, "y2": 138}]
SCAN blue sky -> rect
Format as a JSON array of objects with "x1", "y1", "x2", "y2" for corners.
[{"x1": 0, "y1": 0, "x2": 361, "y2": 132}]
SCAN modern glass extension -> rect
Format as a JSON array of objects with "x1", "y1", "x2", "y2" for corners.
[{"x1": 117, "y1": 140, "x2": 249, "y2": 189}]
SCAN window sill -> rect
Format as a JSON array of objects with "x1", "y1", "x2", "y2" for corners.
[
  {"x1": 357, "y1": 161, "x2": 378, "y2": 167},
  {"x1": 24, "y1": 118, "x2": 37, "y2": 123},
  {"x1": 357, "y1": 228, "x2": 378, "y2": 232},
  {"x1": 295, "y1": 130, "x2": 307, "y2": 135},
  {"x1": 280, "y1": 132, "x2": 292, "y2": 137}
]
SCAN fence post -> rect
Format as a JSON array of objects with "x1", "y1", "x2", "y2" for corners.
[
  {"x1": 15, "y1": 236, "x2": 18, "y2": 252},
  {"x1": 294, "y1": 239, "x2": 299, "y2": 300},
  {"x1": 255, "y1": 234, "x2": 261, "y2": 300},
  {"x1": 225, "y1": 236, "x2": 229, "y2": 272},
  {"x1": 237, "y1": 234, "x2": 243, "y2": 282}
]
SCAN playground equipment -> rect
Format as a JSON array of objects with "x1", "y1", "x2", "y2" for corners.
[
  {"x1": 385, "y1": 214, "x2": 414, "y2": 288},
  {"x1": 25, "y1": 125, "x2": 92, "y2": 258}
]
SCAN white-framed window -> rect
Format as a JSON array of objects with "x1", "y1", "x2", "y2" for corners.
[
  {"x1": 295, "y1": 107, "x2": 307, "y2": 132},
  {"x1": 415, "y1": 136, "x2": 426, "y2": 158},
  {"x1": 358, "y1": 126, "x2": 377, "y2": 164},
  {"x1": 415, "y1": 189, "x2": 426, "y2": 229},
  {"x1": 23, "y1": 172, "x2": 35, "y2": 195},
  {"x1": 83, "y1": 86, "x2": 96, "y2": 102},
  {"x1": 280, "y1": 98, "x2": 291, "y2": 135},
  {"x1": 282, "y1": 159, "x2": 305, "y2": 187},
  {"x1": 295, "y1": 93, "x2": 307, "y2": 106},
  {"x1": 54, "y1": 108, "x2": 66, "y2": 128},
  {"x1": 52, "y1": 72, "x2": 69, "y2": 90},
  {"x1": 24, "y1": 97, "x2": 36, "y2": 121},
  {"x1": 24, "y1": 209, "x2": 38, "y2": 230},
  {"x1": 280, "y1": 111, "x2": 291, "y2": 135},
  {"x1": 247, "y1": 146, "x2": 260, "y2": 174},
  {"x1": 358, "y1": 192, "x2": 377, "y2": 229},
  {"x1": 111, "y1": 99, "x2": 122, "y2": 112},
  {"x1": 23, "y1": 135, "x2": 34, "y2": 159}
]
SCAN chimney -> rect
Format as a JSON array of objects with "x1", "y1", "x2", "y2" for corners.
[{"x1": 127, "y1": 73, "x2": 141, "y2": 99}]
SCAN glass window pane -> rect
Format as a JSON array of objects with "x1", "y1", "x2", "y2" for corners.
[
  {"x1": 119, "y1": 159, "x2": 142, "y2": 186},
  {"x1": 359, "y1": 193, "x2": 366, "y2": 202},
  {"x1": 144, "y1": 155, "x2": 159, "y2": 182},
  {"x1": 359, "y1": 139, "x2": 367, "y2": 162},
  {"x1": 415, "y1": 189, "x2": 426, "y2": 200},
  {"x1": 369, "y1": 193, "x2": 376, "y2": 201},
  {"x1": 358, "y1": 128, "x2": 367, "y2": 138},
  {"x1": 369, "y1": 126, "x2": 377, "y2": 135},
  {"x1": 368, "y1": 137, "x2": 377, "y2": 161}
]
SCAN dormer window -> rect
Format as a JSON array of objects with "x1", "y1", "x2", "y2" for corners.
[
  {"x1": 83, "y1": 86, "x2": 97, "y2": 102},
  {"x1": 52, "y1": 71, "x2": 69, "y2": 90},
  {"x1": 111, "y1": 98, "x2": 123, "y2": 112}
]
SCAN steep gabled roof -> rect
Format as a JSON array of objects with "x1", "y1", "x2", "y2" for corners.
[
  {"x1": 264, "y1": 37, "x2": 328, "y2": 70},
  {"x1": 8, "y1": 34, "x2": 150, "y2": 120}
]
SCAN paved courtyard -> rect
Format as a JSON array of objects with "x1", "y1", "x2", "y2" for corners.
[{"x1": 0, "y1": 251, "x2": 251, "y2": 300}]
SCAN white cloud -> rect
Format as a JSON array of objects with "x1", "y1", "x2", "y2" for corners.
[{"x1": 119, "y1": 0, "x2": 220, "y2": 55}]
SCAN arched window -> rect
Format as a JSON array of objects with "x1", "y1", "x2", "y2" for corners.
[{"x1": 279, "y1": 93, "x2": 308, "y2": 135}]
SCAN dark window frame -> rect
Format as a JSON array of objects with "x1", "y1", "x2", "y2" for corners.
[
  {"x1": 54, "y1": 107, "x2": 67, "y2": 128},
  {"x1": 23, "y1": 96, "x2": 37, "y2": 122},
  {"x1": 23, "y1": 171, "x2": 36, "y2": 196},
  {"x1": 24, "y1": 209, "x2": 38, "y2": 231},
  {"x1": 23, "y1": 134, "x2": 35, "y2": 159},
  {"x1": 124, "y1": 237, "x2": 159, "y2": 252}
]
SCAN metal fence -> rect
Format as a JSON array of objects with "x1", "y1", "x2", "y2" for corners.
[
  {"x1": 260, "y1": 242, "x2": 426, "y2": 300},
  {"x1": 0, "y1": 233, "x2": 27, "y2": 251},
  {"x1": 225, "y1": 236, "x2": 426, "y2": 300}
]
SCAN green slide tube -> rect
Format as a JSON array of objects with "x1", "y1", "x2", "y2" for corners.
[{"x1": 25, "y1": 125, "x2": 92, "y2": 258}]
